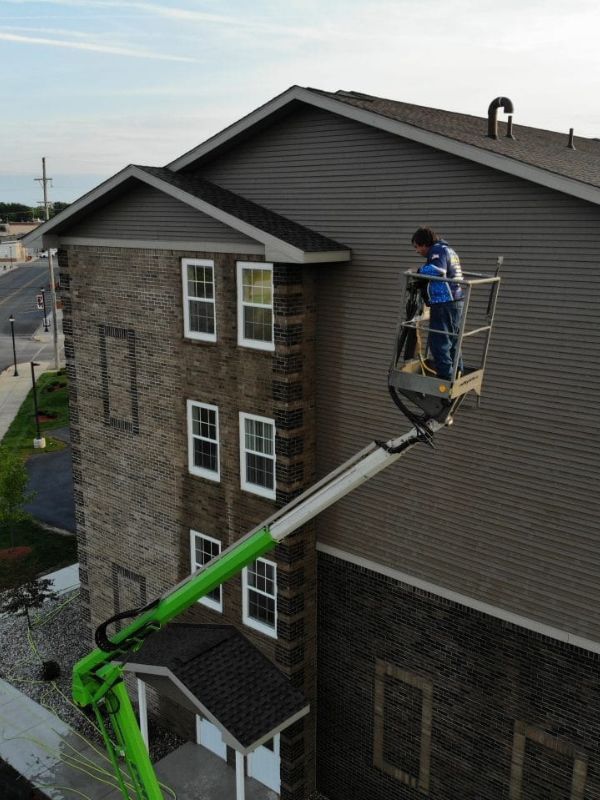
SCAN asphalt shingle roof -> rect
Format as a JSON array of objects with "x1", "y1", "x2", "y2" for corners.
[
  {"x1": 135, "y1": 165, "x2": 347, "y2": 253},
  {"x1": 307, "y1": 88, "x2": 600, "y2": 189},
  {"x1": 127, "y1": 623, "x2": 307, "y2": 749}
]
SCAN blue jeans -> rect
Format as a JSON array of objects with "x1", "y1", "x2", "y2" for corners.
[{"x1": 428, "y1": 301, "x2": 464, "y2": 380}]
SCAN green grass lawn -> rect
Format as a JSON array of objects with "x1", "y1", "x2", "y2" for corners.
[
  {"x1": 2, "y1": 369, "x2": 70, "y2": 457},
  {"x1": 0, "y1": 368, "x2": 75, "y2": 589},
  {"x1": 0, "y1": 520, "x2": 77, "y2": 590}
]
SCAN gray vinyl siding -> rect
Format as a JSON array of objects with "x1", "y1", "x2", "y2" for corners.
[
  {"x1": 65, "y1": 183, "x2": 257, "y2": 245},
  {"x1": 199, "y1": 104, "x2": 600, "y2": 642}
]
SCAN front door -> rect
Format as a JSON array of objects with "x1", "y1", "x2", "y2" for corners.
[
  {"x1": 247, "y1": 734, "x2": 280, "y2": 794},
  {"x1": 196, "y1": 716, "x2": 226, "y2": 760}
]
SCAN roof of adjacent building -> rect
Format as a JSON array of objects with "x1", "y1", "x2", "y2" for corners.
[
  {"x1": 135, "y1": 165, "x2": 346, "y2": 253},
  {"x1": 123, "y1": 623, "x2": 308, "y2": 752}
]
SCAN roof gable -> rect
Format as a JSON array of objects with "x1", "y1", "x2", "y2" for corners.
[
  {"x1": 168, "y1": 86, "x2": 600, "y2": 207},
  {"x1": 123, "y1": 623, "x2": 309, "y2": 753},
  {"x1": 25, "y1": 163, "x2": 350, "y2": 264}
]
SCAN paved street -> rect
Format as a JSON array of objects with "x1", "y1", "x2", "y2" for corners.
[{"x1": 0, "y1": 259, "x2": 58, "y2": 372}]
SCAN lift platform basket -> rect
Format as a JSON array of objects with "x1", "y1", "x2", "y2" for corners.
[{"x1": 389, "y1": 265, "x2": 501, "y2": 422}]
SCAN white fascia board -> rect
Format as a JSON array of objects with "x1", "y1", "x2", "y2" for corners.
[
  {"x1": 22, "y1": 164, "x2": 140, "y2": 247},
  {"x1": 243, "y1": 705, "x2": 310, "y2": 756},
  {"x1": 300, "y1": 249, "x2": 351, "y2": 263},
  {"x1": 168, "y1": 85, "x2": 600, "y2": 208},
  {"x1": 317, "y1": 543, "x2": 600, "y2": 656}
]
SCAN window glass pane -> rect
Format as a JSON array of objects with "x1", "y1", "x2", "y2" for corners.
[
  {"x1": 246, "y1": 453, "x2": 273, "y2": 489},
  {"x1": 246, "y1": 559, "x2": 276, "y2": 630},
  {"x1": 189, "y1": 300, "x2": 214, "y2": 334},
  {"x1": 242, "y1": 268, "x2": 272, "y2": 305},
  {"x1": 244, "y1": 419, "x2": 273, "y2": 455},
  {"x1": 243, "y1": 306, "x2": 272, "y2": 343},
  {"x1": 188, "y1": 264, "x2": 214, "y2": 300},
  {"x1": 194, "y1": 439, "x2": 217, "y2": 472},
  {"x1": 249, "y1": 591, "x2": 275, "y2": 625},
  {"x1": 200, "y1": 407, "x2": 216, "y2": 440},
  {"x1": 195, "y1": 535, "x2": 220, "y2": 604}
]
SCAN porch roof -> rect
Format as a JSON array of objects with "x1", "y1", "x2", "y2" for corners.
[{"x1": 121, "y1": 623, "x2": 309, "y2": 755}]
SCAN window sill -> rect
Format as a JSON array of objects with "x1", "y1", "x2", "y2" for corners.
[
  {"x1": 241, "y1": 483, "x2": 276, "y2": 501},
  {"x1": 243, "y1": 616, "x2": 278, "y2": 639}
]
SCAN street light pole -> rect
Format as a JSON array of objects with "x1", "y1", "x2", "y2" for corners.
[
  {"x1": 47, "y1": 251, "x2": 59, "y2": 370},
  {"x1": 30, "y1": 361, "x2": 45, "y2": 449},
  {"x1": 40, "y1": 287, "x2": 49, "y2": 332},
  {"x1": 9, "y1": 314, "x2": 18, "y2": 376}
]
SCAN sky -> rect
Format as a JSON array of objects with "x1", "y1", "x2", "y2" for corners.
[{"x1": 2, "y1": 0, "x2": 600, "y2": 206}]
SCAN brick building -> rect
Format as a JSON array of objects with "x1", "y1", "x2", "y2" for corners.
[{"x1": 29, "y1": 87, "x2": 600, "y2": 800}]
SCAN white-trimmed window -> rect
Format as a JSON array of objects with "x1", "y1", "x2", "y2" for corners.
[
  {"x1": 239, "y1": 413, "x2": 276, "y2": 499},
  {"x1": 187, "y1": 401, "x2": 220, "y2": 481},
  {"x1": 237, "y1": 262, "x2": 274, "y2": 350},
  {"x1": 190, "y1": 531, "x2": 222, "y2": 612},
  {"x1": 182, "y1": 258, "x2": 216, "y2": 341},
  {"x1": 243, "y1": 557, "x2": 277, "y2": 638}
]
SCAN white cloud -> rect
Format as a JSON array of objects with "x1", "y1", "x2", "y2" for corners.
[{"x1": 0, "y1": 30, "x2": 198, "y2": 60}]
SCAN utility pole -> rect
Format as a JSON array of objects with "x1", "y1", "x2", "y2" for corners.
[
  {"x1": 34, "y1": 157, "x2": 59, "y2": 370},
  {"x1": 35, "y1": 157, "x2": 52, "y2": 221}
]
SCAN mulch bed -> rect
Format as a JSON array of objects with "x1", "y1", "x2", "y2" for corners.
[{"x1": 0, "y1": 547, "x2": 32, "y2": 562}]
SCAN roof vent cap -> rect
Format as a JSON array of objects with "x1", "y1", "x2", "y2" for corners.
[{"x1": 488, "y1": 97, "x2": 514, "y2": 139}]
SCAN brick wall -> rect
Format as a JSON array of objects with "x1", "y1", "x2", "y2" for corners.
[
  {"x1": 59, "y1": 244, "x2": 317, "y2": 799},
  {"x1": 317, "y1": 552, "x2": 600, "y2": 800}
]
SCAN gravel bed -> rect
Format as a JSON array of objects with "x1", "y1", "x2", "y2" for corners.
[
  {"x1": 0, "y1": 591, "x2": 184, "y2": 763},
  {"x1": 0, "y1": 594, "x2": 331, "y2": 795}
]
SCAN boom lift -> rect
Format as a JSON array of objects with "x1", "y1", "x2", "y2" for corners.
[{"x1": 72, "y1": 266, "x2": 501, "y2": 800}]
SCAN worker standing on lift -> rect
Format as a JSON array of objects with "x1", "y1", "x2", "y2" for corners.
[{"x1": 411, "y1": 227, "x2": 464, "y2": 380}]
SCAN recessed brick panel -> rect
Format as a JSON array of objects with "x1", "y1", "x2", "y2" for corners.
[{"x1": 99, "y1": 325, "x2": 140, "y2": 434}]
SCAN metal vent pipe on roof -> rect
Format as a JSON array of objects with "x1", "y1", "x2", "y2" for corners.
[
  {"x1": 506, "y1": 115, "x2": 515, "y2": 139},
  {"x1": 568, "y1": 128, "x2": 576, "y2": 150},
  {"x1": 488, "y1": 97, "x2": 514, "y2": 139}
]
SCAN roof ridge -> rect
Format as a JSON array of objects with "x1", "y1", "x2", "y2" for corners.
[{"x1": 304, "y1": 86, "x2": 598, "y2": 142}]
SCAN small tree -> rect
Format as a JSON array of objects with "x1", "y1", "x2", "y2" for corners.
[
  {"x1": 0, "y1": 576, "x2": 58, "y2": 628},
  {"x1": 0, "y1": 448, "x2": 34, "y2": 547}
]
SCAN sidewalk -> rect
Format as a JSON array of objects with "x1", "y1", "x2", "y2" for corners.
[
  {"x1": 0, "y1": 318, "x2": 65, "y2": 441},
  {"x1": 0, "y1": 677, "x2": 277, "y2": 800},
  {"x1": 0, "y1": 677, "x2": 132, "y2": 800}
]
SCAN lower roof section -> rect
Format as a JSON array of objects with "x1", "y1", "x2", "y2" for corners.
[
  {"x1": 122, "y1": 623, "x2": 309, "y2": 754},
  {"x1": 26, "y1": 164, "x2": 351, "y2": 265}
]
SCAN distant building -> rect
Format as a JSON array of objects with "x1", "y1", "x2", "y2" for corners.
[
  {"x1": 0, "y1": 239, "x2": 28, "y2": 263},
  {"x1": 28, "y1": 87, "x2": 600, "y2": 800}
]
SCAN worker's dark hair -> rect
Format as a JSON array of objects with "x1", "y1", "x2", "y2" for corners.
[{"x1": 411, "y1": 227, "x2": 438, "y2": 247}]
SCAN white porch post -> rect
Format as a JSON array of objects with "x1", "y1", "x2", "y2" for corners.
[
  {"x1": 235, "y1": 750, "x2": 245, "y2": 800},
  {"x1": 137, "y1": 678, "x2": 149, "y2": 750}
]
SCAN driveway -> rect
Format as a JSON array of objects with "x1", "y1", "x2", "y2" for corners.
[{"x1": 24, "y1": 432, "x2": 75, "y2": 533}]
